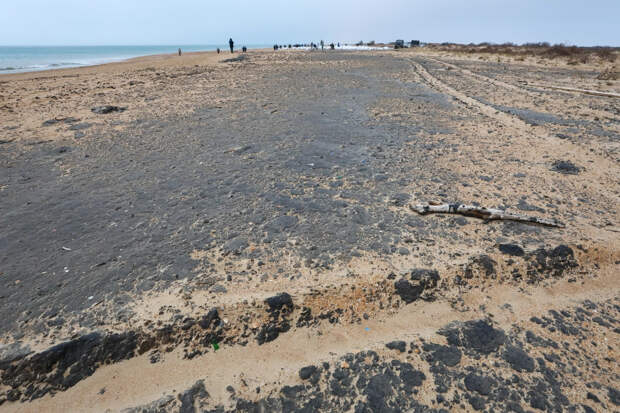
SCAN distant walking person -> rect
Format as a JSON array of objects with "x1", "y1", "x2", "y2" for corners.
[
  {"x1": 320, "y1": 40, "x2": 324, "y2": 51},
  {"x1": 229, "y1": 38, "x2": 234, "y2": 53},
  {"x1": 178, "y1": 48, "x2": 182, "y2": 56}
]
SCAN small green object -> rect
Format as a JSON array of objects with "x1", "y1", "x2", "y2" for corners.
[{"x1": 212, "y1": 341, "x2": 220, "y2": 351}]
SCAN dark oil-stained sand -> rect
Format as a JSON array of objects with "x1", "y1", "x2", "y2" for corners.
[{"x1": 0, "y1": 48, "x2": 618, "y2": 412}]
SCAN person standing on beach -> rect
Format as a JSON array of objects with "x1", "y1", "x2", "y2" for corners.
[
  {"x1": 229, "y1": 38, "x2": 234, "y2": 53},
  {"x1": 178, "y1": 48, "x2": 182, "y2": 56},
  {"x1": 320, "y1": 40, "x2": 324, "y2": 51}
]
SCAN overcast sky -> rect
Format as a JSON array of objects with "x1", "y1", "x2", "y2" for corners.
[{"x1": 1, "y1": 0, "x2": 618, "y2": 46}]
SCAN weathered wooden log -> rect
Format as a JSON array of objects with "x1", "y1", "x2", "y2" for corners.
[{"x1": 410, "y1": 203, "x2": 564, "y2": 228}]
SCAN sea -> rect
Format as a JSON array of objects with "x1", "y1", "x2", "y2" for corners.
[{"x1": 0, "y1": 45, "x2": 266, "y2": 74}]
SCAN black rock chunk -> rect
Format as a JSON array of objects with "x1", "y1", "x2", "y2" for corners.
[
  {"x1": 198, "y1": 308, "x2": 220, "y2": 329},
  {"x1": 592, "y1": 316, "x2": 612, "y2": 328},
  {"x1": 394, "y1": 279, "x2": 424, "y2": 304},
  {"x1": 91, "y1": 105, "x2": 127, "y2": 114},
  {"x1": 503, "y1": 345, "x2": 535, "y2": 372},
  {"x1": 551, "y1": 160, "x2": 581, "y2": 175},
  {"x1": 256, "y1": 322, "x2": 289, "y2": 345},
  {"x1": 409, "y1": 268, "x2": 440, "y2": 288},
  {"x1": 265, "y1": 293, "x2": 293, "y2": 312},
  {"x1": 385, "y1": 341, "x2": 407, "y2": 353},
  {"x1": 400, "y1": 364, "x2": 426, "y2": 388},
  {"x1": 364, "y1": 374, "x2": 394, "y2": 412},
  {"x1": 280, "y1": 384, "x2": 303, "y2": 399},
  {"x1": 178, "y1": 380, "x2": 209, "y2": 413},
  {"x1": 464, "y1": 255, "x2": 497, "y2": 279},
  {"x1": 582, "y1": 405, "x2": 596, "y2": 413},
  {"x1": 439, "y1": 319, "x2": 506, "y2": 355},
  {"x1": 499, "y1": 244, "x2": 525, "y2": 257},
  {"x1": 299, "y1": 365, "x2": 318, "y2": 380},
  {"x1": 469, "y1": 395, "x2": 486, "y2": 410},
  {"x1": 296, "y1": 307, "x2": 313, "y2": 327},
  {"x1": 529, "y1": 391, "x2": 548, "y2": 410},
  {"x1": 464, "y1": 373, "x2": 495, "y2": 395},
  {"x1": 2, "y1": 331, "x2": 139, "y2": 401},
  {"x1": 529, "y1": 245, "x2": 577, "y2": 278},
  {"x1": 422, "y1": 343, "x2": 462, "y2": 366},
  {"x1": 42, "y1": 119, "x2": 60, "y2": 126},
  {"x1": 525, "y1": 330, "x2": 558, "y2": 349},
  {"x1": 609, "y1": 387, "x2": 620, "y2": 405}
]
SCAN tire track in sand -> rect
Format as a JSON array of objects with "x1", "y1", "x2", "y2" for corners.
[
  {"x1": 409, "y1": 57, "x2": 539, "y2": 136},
  {"x1": 428, "y1": 56, "x2": 620, "y2": 99},
  {"x1": 425, "y1": 56, "x2": 527, "y2": 94}
]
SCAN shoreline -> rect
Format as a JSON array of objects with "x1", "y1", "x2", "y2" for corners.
[
  {"x1": 0, "y1": 47, "x2": 270, "y2": 79},
  {"x1": 0, "y1": 44, "x2": 397, "y2": 78}
]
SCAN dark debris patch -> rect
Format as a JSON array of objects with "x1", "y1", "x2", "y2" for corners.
[
  {"x1": 394, "y1": 268, "x2": 440, "y2": 304},
  {"x1": 91, "y1": 105, "x2": 127, "y2": 114},
  {"x1": 527, "y1": 245, "x2": 577, "y2": 280},
  {"x1": 257, "y1": 293, "x2": 294, "y2": 345},
  {"x1": 0, "y1": 309, "x2": 225, "y2": 402},
  {"x1": 129, "y1": 298, "x2": 620, "y2": 413},
  {"x1": 438, "y1": 319, "x2": 506, "y2": 355},
  {"x1": 551, "y1": 160, "x2": 582, "y2": 175},
  {"x1": 503, "y1": 345, "x2": 535, "y2": 372},
  {"x1": 459, "y1": 244, "x2": 578, "y2": 285},
  {"x1": 422, "y1": 343, "x2": 462, "y2": 367},
  {"x1": 499, "y1": 243, "x2": 525, "y2": 257},
  {"x1": 385, "y1": 340, "x2": 407, "y2": 353}
]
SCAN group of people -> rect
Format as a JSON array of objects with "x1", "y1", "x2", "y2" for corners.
[
  {"x1": 274, "y1": 41, "x2": 339, "y2": 51},
  {"x1": 178, "y1": 38, "x2": 342, "y2": 58}
]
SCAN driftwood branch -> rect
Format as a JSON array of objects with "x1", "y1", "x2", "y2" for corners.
[{"x1": 410, "y1": 203, "x2": 564, "y2": 228}]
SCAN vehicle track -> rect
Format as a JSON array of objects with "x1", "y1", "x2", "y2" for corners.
[{"x1": 409, "y1": 57, "x2": 545, "y2": 138}]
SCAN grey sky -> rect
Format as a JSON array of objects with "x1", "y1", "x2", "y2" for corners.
[{"x1": 1, "y1": 0, "x2": 618, "y2": 46}]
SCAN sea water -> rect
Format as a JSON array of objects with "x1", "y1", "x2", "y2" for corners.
[{"x1": 0, "y1": 45, "x2": 265, "y2": 74}]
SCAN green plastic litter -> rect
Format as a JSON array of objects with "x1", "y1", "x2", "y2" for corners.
[{"x1": 212, "y1": 341, "x2": 220, "y2": 351}]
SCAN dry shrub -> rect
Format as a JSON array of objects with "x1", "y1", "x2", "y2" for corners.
[{"x1": 426, "y1": 42, "x2": 618, "y2": 64}]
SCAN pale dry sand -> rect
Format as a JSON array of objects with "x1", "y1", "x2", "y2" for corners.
[{"x1": 0, "y1": 50, "x2": 265, "y2": 145}]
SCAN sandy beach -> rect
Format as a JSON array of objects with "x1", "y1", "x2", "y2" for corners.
[{"x1": 0, "y1": 46, "x2": 619, "y2": 412}]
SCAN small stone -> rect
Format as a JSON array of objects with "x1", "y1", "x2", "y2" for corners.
[
  {"x1": 91, "y1": 105, "x2": 126, "y2": 114},
  {"x1": 499, "y1": 244, "x2": 525, "y2": 256},
  {"x1": 299, "y1": 365, "x2": 318, "y2": 380},
  {"x1": 394, "y1": 279, "x2": 423, "y2": 304},
  {"x1": 551, "y1": 160, "x2": 581, "y2": 175},
  {"x1": 385, "y1": 341, "x2": 407, "y2": 352},
  {"x1": 503, "y1": 345, "x2": 535, "y2": 372}
]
